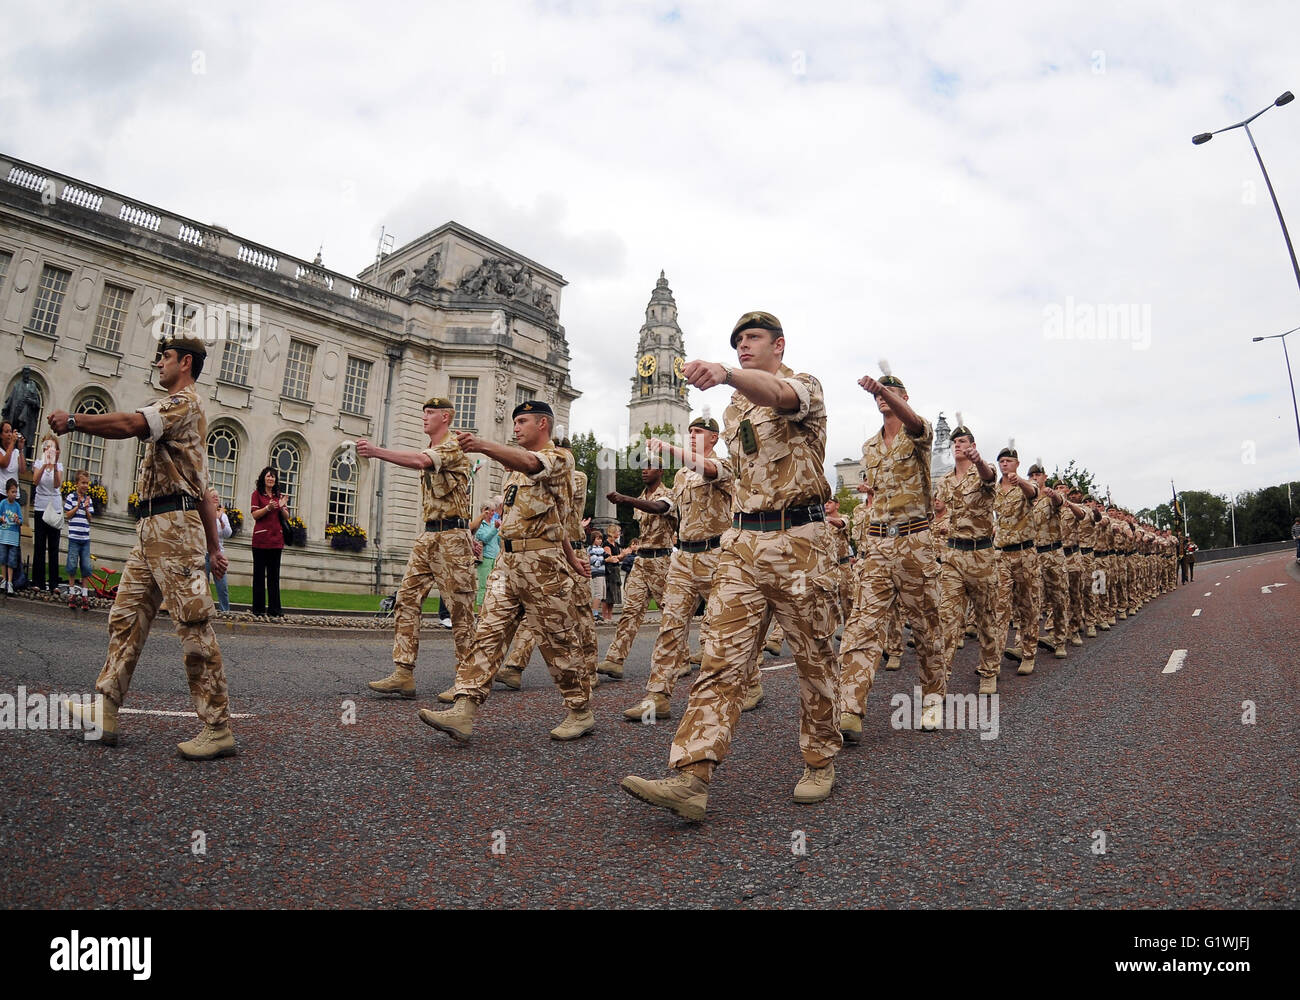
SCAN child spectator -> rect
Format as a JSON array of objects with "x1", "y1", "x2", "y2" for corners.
[
  {"x1": 0, "y1": 478, "x2": 22, "y2": 595},
  {"x1": 64, "y1": 470, "x2": 93, "y2": 610},
  {"x1": 588, "y1": 529, "x2": 607, "y2": 621}
]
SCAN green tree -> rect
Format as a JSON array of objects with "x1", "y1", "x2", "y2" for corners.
[
  {"x1": 834, "y1": 484, "x2": 861, "y2": 520},
  {"x1": 1049, "y1": 459, "x2": 1098, "y2": 498},
  {"x1": 567, "y1": 430, "x2": 600, "y2": 519},
  {"x1": 1180, "y1": 490, "x2": 1230, "y2": 548}
]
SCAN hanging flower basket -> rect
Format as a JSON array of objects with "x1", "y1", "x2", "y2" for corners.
[{"x1": 284, "y1": 517, "x2": 307, "y2": 547}]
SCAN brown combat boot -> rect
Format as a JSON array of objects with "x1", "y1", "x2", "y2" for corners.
[
  {"x1": 622, "y1": 692, "x2": 671, "y2": 722},
  {"x1": 596, "y1": 658, "x2": 624, "y2": 679},
  {"x1": 620, "y1": 771, "x2": 708, "y2": 821},
  {"x1": 882, "y1": 653, "x2": 902, "y2": 671},
  {"x1": 495, "y1": 666, "x2": 523, "y2": 690},
  {"x1": 65, "y1": 696, "x2": 118, "y2": 747},
  {"x1": 839, "y1": 711, "x2": 862, "y2": 744},
  {"x1": 550, "y1": 709, "x2": 595, "y2": 741},
  {"x1": 793, "y1": 762, "x2": 835, "y2": 804},
  {"x1": 1017, "y1": 657, "x2": 1036, "y2": 676},
  {"x1": 978, "y1": 674, "x2": 997, "y2": 695},
  {"x1": 741, "y1": 683, "x2": 764, "y2": 712},
  {"x1": 177, "y1": 724, "x2": 237, "y2": 761},
  {"x1": 368, "y1": 667, "x2": 416, "y2": 699},
  {"x1": 764, "y1": 635, "x2": 783, "y2": 656},
  {"x1": 419, "y1": 697, "x2": 477, "y2": 741}
]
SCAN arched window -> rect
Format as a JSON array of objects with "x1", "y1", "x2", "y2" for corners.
[
  {"x1": 387, "y1": 270, "x2": 406, "y2": 293},
  {"x1": 207, "y1": 427, "x2": 239, "y2": 507},
  {"x1": 269, "y1": 438, "x2": 301, "y2": 513},
  {"x1": 328, "y1": 449, "x2": 358, "y2": 526},
  {"x1": 69, "y1": 395, "x2": 109, "y2": 480}
]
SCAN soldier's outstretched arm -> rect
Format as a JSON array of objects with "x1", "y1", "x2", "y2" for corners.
[
  {"x1": 457, "y1": 433, "x2": 544, "y2": 475},
  {"x1": 682, "y1": 361, "x2": 798, "y2": 411},
  {"x1": 354, "y1": 439, "x2": 434, "y2": 470},
  {"x1": 608, "y1": 491, "x2": 671, "y2": 515},
  {"x1": 48, "y1": 409, "x2": 148, "y2": 440}
]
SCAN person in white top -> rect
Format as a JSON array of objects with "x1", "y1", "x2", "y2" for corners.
[
  {"x1": 205, "y1": 487, "x2": 233, "y2": 612},
  {"x1": 31, "y1": 434, "x2": 65, "y2": 593}
]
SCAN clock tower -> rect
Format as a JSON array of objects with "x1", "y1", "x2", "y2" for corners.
[{"x1": 628, "y1": 270, "x2": 690, "y2": 444}]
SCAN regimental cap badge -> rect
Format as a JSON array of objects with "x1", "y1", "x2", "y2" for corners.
[
  {"x1": 511, "y1": 398, "x2": 555, "y2": 420},
  {"x1": 423, "y1": 396, "x2": 454, "y2": 411}
]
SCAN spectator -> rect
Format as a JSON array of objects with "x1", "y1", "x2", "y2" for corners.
[
  {"x1": 619, "y1": 538, "x2": 639, "y2": 578},
  {"x1": 603, "y1": 523, "x2": 624, "y2": 617},
  {"x1": 63, "y1": 470, "x2": 93, "y2": 609},
  {"x1": 250, "y1": 466, "x2": 287, "y2": 618},
  {"x1": 471, "y1": 499, "x2": 502, "y2": 610},
  {"x1": 206, "y1": 490, "x2": 232, "y2": 612},
  {"x1": 31, "y1": 433, "x2": 64, "y2": 594},
  {"x1": 588, "y1": 529, "x2": 607, "y2": 621},
  {"x1": 0, "y1": 421, "x2": 25, "y2": 508},
  {"x1": 0, "y1": 477, "x2": 22, "y2": 596}
]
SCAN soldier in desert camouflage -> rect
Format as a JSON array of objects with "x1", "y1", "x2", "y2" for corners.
[
  {"x1": 994, "y1": 446, "x2": 1041, "y2": 675},
  {"x1": 359, "y1": 396, "x2": 476, "y2": 700},
  {"x1": 419, "y1": 400, "x2": 595, "y2": 743},
  {"x1": 622, "y1": 311, "x2": 841, "y2": 820},
  {"x1": 51, "y1": 333, "x2": 235, "y2": 760}
]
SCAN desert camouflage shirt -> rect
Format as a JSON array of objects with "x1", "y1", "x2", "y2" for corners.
[
  {"x1": 862, "y1": 418, "x2": 934, "y2": 523},
  {"x1": 500, "y1": 442, "x2": 573, "y2": 542},
  {"x1": 936, "y1": 465, "x2": 996, "y2": 540},
  {"x1": 826, "y1": 515, "x2": 852, "y2": 561},
  {"x1": 420, "y1": 433, "x2": 472, "y2": 522},
  {"x1": 994, "y1": 480, "x2": 1038, "y2": 547},
  {"x1": 671, "y1": 456, "x2": 733, "y2": 542},
  {"x1": 722, "y1": 365, "x2": 831, "y2": 513},
  {"x1": 634, "y1": 482, "x2": 678, "y2": 548},
  {"x1": 136, "y1": 383, "x2": 208, "y2": 500},
  {"x1": 566, "y1": 469, "x2": 588, "y2": 542},
  {"x1": 1031, "y1": 492, "x2": 1064, "y2": 547}
]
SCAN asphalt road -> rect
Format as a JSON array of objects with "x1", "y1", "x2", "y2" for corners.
[{"x1": 1, "y1": 552, "x2": 1296, "y2": 908}]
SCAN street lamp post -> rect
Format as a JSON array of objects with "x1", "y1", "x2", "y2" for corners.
[
  {"x1": 1251, "y1": 327, "x2": 1300, "y2": 467},
  {"x1": 1195, "y1": 92, "x2": 1300, "y2": 470}
]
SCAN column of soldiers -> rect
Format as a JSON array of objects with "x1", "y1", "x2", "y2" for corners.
[{"x1": 53, "y1": 320, "x2": 1181, "y2": 831}]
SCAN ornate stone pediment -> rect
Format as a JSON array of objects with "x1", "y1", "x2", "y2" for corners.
[{"x1": 456, "y1": 257, "x2": 558, "y2": 324}]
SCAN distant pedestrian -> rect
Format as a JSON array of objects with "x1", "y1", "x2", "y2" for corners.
[
  {"x1": 64, "y1": 471, "x2": 94, "y2": 610},
  {"x1": 0, "y1": 477, "x2": 22, "y2": 596},
  {"x1": 31, "y1": 434, "x2": 64, "y2": 593},
  {"x1": 588, "y1": 529, "x2": 606, "y2": 620},
  {"x1": 472, "y1": 500, "x2": 502, "y2": 609},
  {"x1": 250, "y1": 466, "x2": 287, "y2": 618}
]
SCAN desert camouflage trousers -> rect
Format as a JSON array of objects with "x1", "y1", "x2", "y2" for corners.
[
  {"x1": 996, "y1": 547, "x2": 1040, "y2": 659},
  {"x1": 645, "y1": 549, "x2": 713, "y2": 697},
  {"x1": 837, "y1": 561, "x2": 854, "y2": 623},
  {"x1": 604, "y1": 553, "x2": 672, "y2": 663},
  {"x1": 669, "y1": 522, "x2": 841, "y2": 771},
  {"x1": 939, "y1": 545, "x2": 1000, "y2": 678},
  {"x1": 1066, "y1": 550, "x2": 1085, "y2": 636},
  {"x1": 1082, "y1": 553, "x2": 1102, "y2": 626},
  {"x1": 1038, "y1": 549, "x2": 1070, "y2": 647},
  {"x1": 392, "y1": 529, "x2": 477, "y2": 672},
  {"x1": 840, "y1": 530, "x2": 945, "y2": 712},
  {"x1": 453, "y1": 546, "x2": 589, "y2": 710},
  {"x1": 96, "y1": 510, "x2": 228, "y2": 726},
  {"x1": 500, "y1": 560, "x2": 598, "y2": 679}
]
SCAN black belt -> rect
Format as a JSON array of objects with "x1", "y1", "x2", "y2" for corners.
[
  {"x1": 867, "y1": 516, "x2": 931, "y2": 538},
  {"x1": 733, "y1": 503, "x2": 825, "y2": 531},
  {"x1": 1063, "y1": 545, "x2": 1080, "y2": 555},
  {"x1": 135, "y1": 493, "x2": 201, "y2": 519},
  {"x1": 998, "y1": 539, "x2": 1034, "y2": 552},
  {"x1": 639, "y1": 547, "x2": 672, "y2": 558},
  {"x1": 1035, "y1": 541, "x2": 1063, "y2": 553},
  {"x1": 838, "y1": 556, "x2": 852, "y2": 564},
  {"x1": 1081, "y1": 546, "x2": 1094, "y2": 554},
  {"x1": 1095, "y1": 549, "x2": 1111, "y2": 556},
  {"x1": 948, "y1": 536, "x2": 994, "y2": 551},
  {"x1": 679, "y1": 535, "x2": 722, "y2": 553},
  {"x1": 425, "y1": 517, "x2": 468, "y2": 532}
]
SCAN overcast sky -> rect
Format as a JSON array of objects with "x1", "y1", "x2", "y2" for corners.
[{"x1": 5, "y1": 0, "x2": 1300, "y2": 512}]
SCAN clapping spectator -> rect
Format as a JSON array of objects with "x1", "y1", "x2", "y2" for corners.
[
  {"x1": 250, "y1": 466, "x2": 287, "y2": 618},
  {"x1": 588, "y1": 529, "x2": 607, "y2": 621},
  {"x1": 471, "y1": 499, "x2": 502, "y2": 610},
  {"x1": 30, "y1": 434, "x2": 64, "y2": 593}
]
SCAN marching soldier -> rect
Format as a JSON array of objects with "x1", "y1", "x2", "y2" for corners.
[
  {"x1": 622, "y1": 311, "x2": 841, "y2": 820},
  {"x1": 419, "y1": 400, "x2": 595, "y2": 742},
  {"x1": 1027, "y1": 464, "x2": 1070, "y2": 660},
  {"x1": 621, "y1": 418, "x2": 736, "y2": 721},
  {"x1": 52, "y1": 333, "x2": 235, "y2": 759},
  {"x1": 361, "y1": 397, "x2": 476, "y2": 700},
  {"x1": 838, "y1": 371, "x2": 945, "y2": 739},
  {"x1": 824, "y1": 498, "x2": 854, "y2": 623},
  {"x1": 597, "y1": 467, "x2": 677, "y2": 679},
  {"x1": 933, "y1": 421, "x2": 1000, "y2": 694},
  {"x1": 995, "y1": 445, "x2": 1040, "y2": 675}
]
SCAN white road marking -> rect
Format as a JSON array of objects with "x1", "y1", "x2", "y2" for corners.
[
  {"x1": 1215, "y1": 583, "x2": 1221, "y2": 587},
  {"x1": 119, "y1": 708, "x2": 255, "y2": 719},
  {"x1": 1162, "y1": 650, "x2": 1188, "y2": 674},
  {"x1": 760, "y1": 663, "x2": 794, "y2": 672},
  {"x1": 1192, "y1": 609, "x2": 1201, "y2": 616},
  {"x1": 1203, "y1": 592, "x2": 1212, "y2": 597}
]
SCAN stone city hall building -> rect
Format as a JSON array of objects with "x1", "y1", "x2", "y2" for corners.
[{"x1": 0, "y1": 152, "x2": 579, "y2": 593}]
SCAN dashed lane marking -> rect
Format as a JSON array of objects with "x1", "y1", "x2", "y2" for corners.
[
  {"x1": 1162, "y1": 650, "x2": 1188, "y2": 675},
  {"x1": 1192, "y1": 609, "x2": 1201, "y2": 616},
  {"x1": 119, "y1": 708, "x2": 255, "y2": 719}
]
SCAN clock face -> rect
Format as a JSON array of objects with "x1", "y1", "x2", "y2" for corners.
[
  {"x1": 672, "y1": 356, "x2": 685, "y2": 378},
  {"x1": 638, "y1": 353, "x2": 657, "y2": 377}
]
